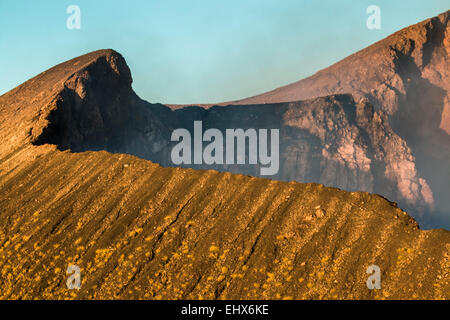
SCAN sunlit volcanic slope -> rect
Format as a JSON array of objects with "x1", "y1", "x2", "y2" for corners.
[
  {"x1": 0, "y1": 51, "x2": 449, "y2": 299},
  {"x1": 234, "y1": 11, "x2": 450, "y2": 127},
  {"x1": 233, "y1": 11, "x2": 450, "y2": 225}
]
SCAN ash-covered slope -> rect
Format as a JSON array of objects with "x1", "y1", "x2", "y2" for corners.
[
  {"x1": 233, "y1": 11, "x2": 450, "y2": 225},
  {"x1": 234, "y1": 11, "x2": 450, "y2": 129},
  {"x1": 0, "y1": 50, "x2": 449, "y2": 300},
  {"x1": 0, "y1": 150, "x2": 448, "y2": 299}
]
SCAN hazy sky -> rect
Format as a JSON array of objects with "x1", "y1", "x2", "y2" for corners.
[{"x1": 0, "y1": 1, "x2": 448, "y2": 104}]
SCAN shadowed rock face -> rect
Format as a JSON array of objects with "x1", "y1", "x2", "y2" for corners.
[{"x1": 20, "y1": 49, "x2": 440, "y2": 228}]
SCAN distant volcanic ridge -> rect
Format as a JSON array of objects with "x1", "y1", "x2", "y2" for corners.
[{"x1": 0, "y1": 15, "x2": 449, "y2": 299}]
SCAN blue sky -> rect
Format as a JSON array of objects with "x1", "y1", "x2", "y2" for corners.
[{"x1": 0, "y1": 1, "x2": 448, "y2": 104}]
